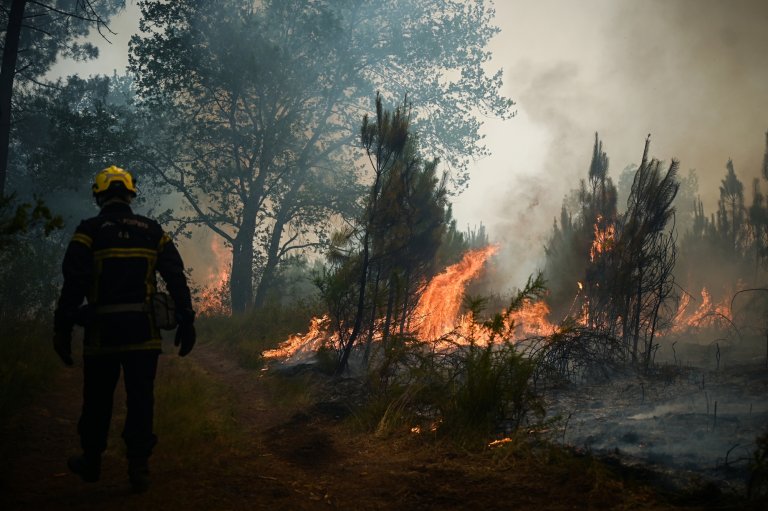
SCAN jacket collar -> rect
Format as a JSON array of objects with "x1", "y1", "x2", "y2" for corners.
[{"x1": 99, "y1": 201, "x2": 133, "y2": 216}]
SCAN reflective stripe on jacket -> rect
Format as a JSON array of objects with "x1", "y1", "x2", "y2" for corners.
[{"x1": 54, "y1": 202, "x2": 193, "y2": 355}]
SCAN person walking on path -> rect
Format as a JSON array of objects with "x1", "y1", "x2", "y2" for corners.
[{"x1": 52, "y1": 165, "x2": 196, "y2": 493}]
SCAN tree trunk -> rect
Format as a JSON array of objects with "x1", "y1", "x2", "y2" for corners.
[
  {"x1": 336, "y1": 228, "x2": 370, "y2": 374},
  {"x1": 631, "y1": 263, "x2": 643, "y2": 363},
  {"x1": 337, "y1": 160, "x2": 385, "y2": 374},
  {"x1": 230, "y1": 214, "x2": 256, "y2": 314},
  {"x1": 644, "y1": 290, "x2": 662, "y2": 370},
  {"x1": 381, "y1": 271, "x2": 398, "y2": 346},
  {"x1": 0, "y1": 0, "x2": 27, "y2": 197},
  {"x1": 362, "y1": 264, "x2": 381, "y2": 366},
  {"x1": 399, "y1": 267, "x2": 411, "y2": 335},
  {"x1": 253, "y1": 212, "x2": 287, "y2": 310}
]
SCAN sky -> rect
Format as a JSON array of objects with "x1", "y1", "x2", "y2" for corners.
[{"x1": 50, "y1": 0, "x2": 768, "y2": 288}]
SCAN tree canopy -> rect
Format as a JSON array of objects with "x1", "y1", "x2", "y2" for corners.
[{"x1": 128, "y1": 0, "x2": 514, "y2": 312}]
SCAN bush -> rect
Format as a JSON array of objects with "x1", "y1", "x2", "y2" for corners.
[
  {"x1": 360, "y1": 277, "x2": 548, "y2": 444},
  {"x1": 362, "y1": 339, "x2": 544, "y2": 444},
  {"x1": 442, "y1": 342, "x2": 544, "y2": 438}
]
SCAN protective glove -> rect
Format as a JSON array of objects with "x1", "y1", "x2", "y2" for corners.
[
  {"x1": 53, "y1": 331, "x2": 74, "y2": 366},
  {"x1": 174, "y1": 322, "x2": 196, "y2": 357}
]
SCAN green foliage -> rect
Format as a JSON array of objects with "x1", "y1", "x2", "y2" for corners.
[
  {"x1": 19, "y1": 74, "x2": 142, "y2": 197},
  {"x1": 0, "y1": 195, "x2": 62, "y2": 245},
  {"x1": 0, "y1": 195, "x2": 64, "y2": 323},
  {"x1": 327, "y1": 94, "x2": 455, "y2": 372},
  {"x1": 440, "y1": 342, "x2": 543, "y2": 441},
  {"x1": 129, "y1": 0, "x2": 513, "y2": 312},
  {"x1": 359, "y1": 276, "x2": 548, "y2": 445},
  {"x1": 362, "y1": 340, "x2": 545, "y2": 446},
  {"x1": 3, "y1": 1, "x2": 124, "y2": 84}
]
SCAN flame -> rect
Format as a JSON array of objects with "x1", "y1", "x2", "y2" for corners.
[
  {"x1": 265, "y1": 246, "x2": 503, "y2": 361},
  {"x1": 263, "y1": 315, "x2": 337, "y2": 361},
  {"x1": 198, "y1": 237, "x2": 232, "y2": 317},
  {"x1": 507, "y1": 300, "x2": 556, "y2": 337},
  {"x1": 667, "y1": 287, "x2": 733, "y2": 334},
  {"x1": 589, "y1": 215, "x2": 616, "y2": 262},
  {"x1": 489, "y1": 437, "x2": 513, "y2": 448},
  {"x1": 414, "y1": 245, "x2": 558, "y2": 345},
  {"x1": 265, "y1": 244, "x2": 558, "y2": 362},
  {"x1": 414, "y1": 245, "x2": 499, "y2": 340}
]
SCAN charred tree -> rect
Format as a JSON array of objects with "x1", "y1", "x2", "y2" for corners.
[
  {"x1": 615, "y1": 136, "x2": 679, "y2": 367},
  {"x1": 547, "y1": 135, "x2": 680, "y2": 370}
]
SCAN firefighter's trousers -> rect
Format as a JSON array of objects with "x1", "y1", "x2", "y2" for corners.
[{"x1": 78, "y1": 351, "x2": 160, "y2": 461}]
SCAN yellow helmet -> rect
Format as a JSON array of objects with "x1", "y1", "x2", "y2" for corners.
[{"x1": 92, "y1": 165, "x2": 137, "y2": 197}]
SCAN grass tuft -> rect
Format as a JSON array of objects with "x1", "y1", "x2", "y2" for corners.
[{"x1": 154, "y1": 357, "x2": 239, "y2": 458}]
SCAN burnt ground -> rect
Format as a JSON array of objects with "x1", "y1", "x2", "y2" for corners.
[{"x1": 0, "y1": 340, "x2": 762, "y2": 511}]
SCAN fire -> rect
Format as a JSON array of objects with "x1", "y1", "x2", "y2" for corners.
[
  {"x1": 589, "y1": 215, "x2": 616, "y2": 262},
  {"x1": 414, "y1": 245, "x2": 500, "y2": 340},
  {"x1": 667, "y1": 287, "x2": 733, "y2": 334},
  {"x1": 414, "y1": 245, "x2": 558, "y2": 345},
  {"x1": 507, "y1": 300, "x2": 556, "y2": 337},
  {"x1": 265, "y1": 244, "x2": 557, "y2": 363},
  {"x1": 263, "y1": 315, "x2": 336, "y2": 361},
  {"x1": 198, "y1": 236, "x2": 232, "y2": 317}
]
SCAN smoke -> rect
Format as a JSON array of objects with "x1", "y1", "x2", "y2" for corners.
[
  {"x1": 602, "y1": 0, "x2": 768, "y2": 207},
  {"x1": 466, "y1": 0, "x2": 768, "y2": 294}
]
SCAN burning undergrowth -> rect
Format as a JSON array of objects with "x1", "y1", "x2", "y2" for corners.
[{"x1": 258, "y1": 241, "x2": 767, "y2": 500}]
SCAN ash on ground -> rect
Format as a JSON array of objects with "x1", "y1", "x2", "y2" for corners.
[{"x1": 545, "y1": 340, "x2": 768, "y2": 493}]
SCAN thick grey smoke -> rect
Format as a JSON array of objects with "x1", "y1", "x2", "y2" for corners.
[
  {"x1": 474, "y1": 0, "x2": 768, "y2": 291},
  {"x1": 603, "y1": 0, "x2": 768, "y2": 204}
]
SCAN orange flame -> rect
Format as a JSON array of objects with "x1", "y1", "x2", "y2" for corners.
[
  {"x1": 507, "y1": 300, "x2": 556, "y2": 337},
  {"x1": 198, "y1": 237, "x2": 231, "y2": 317},
  {"x1": 667, "y1": 287, "x2": 733, "y2": 334},
  {"x1": 266, "y1": 244, "x2": 558, "y2": 362},
  {"x1": 589, "y1": 215, "x2": 616, "y2": 262},
  {"x1": 263, "y1": 315, "x2": 336, "y2": 361},
  {"x1": 414, "y1": 245, "x2": 500, "y2": 340}
]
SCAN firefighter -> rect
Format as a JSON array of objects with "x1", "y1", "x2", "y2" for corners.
[{"x1": 52, "y1": 165, "x2": 196, "y2": 493}]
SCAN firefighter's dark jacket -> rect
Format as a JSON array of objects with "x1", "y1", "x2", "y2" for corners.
[{"x1": 54, "y1": 202, "x2": 193, "y2": 355}]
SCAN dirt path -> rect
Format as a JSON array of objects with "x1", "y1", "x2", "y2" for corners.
[{"x1": 0, "y1": 341, "x2": 731, "y2": 511}]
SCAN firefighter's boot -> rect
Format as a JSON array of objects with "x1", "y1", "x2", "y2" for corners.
[
  {"x1": 128, "y1": 458, "x2": 150, "y2": 493},
  {"x1": 67, "y1": 453, "x2": 101, "y2": 482}
]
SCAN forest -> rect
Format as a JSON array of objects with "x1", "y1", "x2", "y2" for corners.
[{"x1": 1, "y1": 1, "x2": 767, "y2": 510}]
